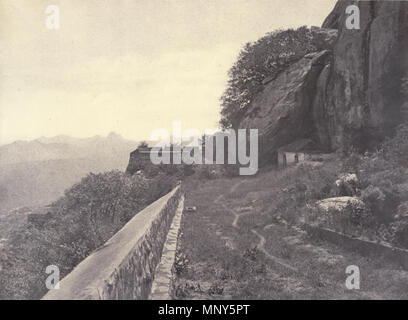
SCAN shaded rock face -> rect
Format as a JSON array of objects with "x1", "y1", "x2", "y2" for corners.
[
  {"x1": 239, "y1": 1, "x2": 408, "y2": 162},
  {"x1": 322, "y1": 0, "x2": 408, "y2": 151},
  {"x1": 240, "y1": 49, "x2": 333, "y2": 163}
]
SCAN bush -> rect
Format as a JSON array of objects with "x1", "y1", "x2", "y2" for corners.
[
  {"x1": 0, "y1": 171, "x2": 177, "y2": 299},
  {"x1": 360, "y1": 182, "x2": 401, "y2": 224},
  {"x1": 198, "y1": 166, "x2": 215, "y2": 180},
  {"x1": 383, "y1": 124, "x2": 408, "y2": 166},
  {"x1": 341, "y1": 151, "x2": 363, "y2": 173},
  {"x1": 391, "y1": 220, "x2": 408, "y2": 248},
  {"x1": 220, "y1": 26, "x2": 334, "y2": 128},
  {"x1": 361, "y1": 185, "x2": 386, "y2": 220}
]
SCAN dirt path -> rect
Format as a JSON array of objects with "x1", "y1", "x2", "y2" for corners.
[
  {"x1": 251, "y1": 229, "x2": 298, "y2": 272},
  {"x1": 214, "y1": 179, "x2": 254, "y2": 229},
  {"x1": 174, "y1": 175, "x2": 408, "y2": 300},
  {"x1": 214, "y1": 179, "x2": 298, "y2": 272},
  {"x1": 214, "y1": 179, "x2": 249, "y2": 229}
]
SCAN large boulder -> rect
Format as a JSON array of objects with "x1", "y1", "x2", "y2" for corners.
[
  {"x1": 316, "y1": 196, "x2": 366, "y2": 214},
  {"x1": 240, "y1": 50, "x2": 332, "y2": 163},
  {"x1": 315, "y1": 197, "x2": 371, "y2": 232},
  {"x1": 238, "y1": 1, "x2": 408, "y2": 162},
  {"x1": 322, "y1": 0, "x2": 408, "y2": 151}
]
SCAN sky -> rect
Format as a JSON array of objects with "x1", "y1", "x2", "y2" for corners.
[{"x1": 0, "y1": 0, "x2": 337, "y2": 145}]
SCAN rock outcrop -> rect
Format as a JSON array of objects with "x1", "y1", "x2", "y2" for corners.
[
  {"x1": 240, "y1": 49, "x2": 334, "y2": 163},
  {"x1": 321, "y1": 0, "x2": 408, "y2": 151},
  {"x1": 316, "y1": 196, "x2": 366, "y2": 214},
  {"x1": 239, "y1": 0, "x2": 408, "y2": 161}
]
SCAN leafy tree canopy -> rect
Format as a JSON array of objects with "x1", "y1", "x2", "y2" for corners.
[{"x1": 220, "y1": 26, "x2": 332, "y2": 129}]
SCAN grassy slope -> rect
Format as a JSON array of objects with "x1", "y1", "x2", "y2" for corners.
[
  {"x1": 174, "y1": 161, "x2": 408, "y2": 300},
  {"x1": 0, "y1": 171, "x2": 176, "y2": 299}
]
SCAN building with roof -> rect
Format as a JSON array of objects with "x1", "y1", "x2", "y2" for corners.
[{"x1": 277, "y1": 138, "x2": 318, "y2": 168}]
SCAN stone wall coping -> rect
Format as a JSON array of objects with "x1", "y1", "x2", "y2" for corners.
[{"x1": 43, "y1": 186, "x2": 179, "y2": 300}]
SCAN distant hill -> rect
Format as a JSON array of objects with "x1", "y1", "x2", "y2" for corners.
[
  {"x1": 0, "y1": 133, "x2": 139, "y2": 212},
  {"x1": 0, "y1": 132, "x2": 136, "y2": 166}
]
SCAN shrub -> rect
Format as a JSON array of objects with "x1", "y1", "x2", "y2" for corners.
[
  {"x1": 383, "y1": 124, "x2": 408, "y2": 166},
  {"x1": 361, "y1": 183, "x2": 400, "y2": 223},
  {"x1": 341, "y1": 151, "x2": 363, "y2": 173},
  {"x1": 318, "y1": 200, "x2": 375, "y2": 236},
  {"x1": 0, "y1": 171, "x2": 177, "y2": 299},
  {"x1": 220, "y1": 26, "x2": 334, "y2": 128},
  {"x1": 361, "y1": 185, "x2": 386, "y2": 221},
  {"x1": 197, "y1": 166, "x2": 218, "y2": 180},
  {"x1": 391, "y1": 220, "x2": 408, "y2": 248}
]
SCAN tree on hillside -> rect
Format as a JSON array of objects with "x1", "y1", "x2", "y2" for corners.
[
  {"x1": 138, "y1": 141, "x2": 149, "y2": 148},
  {"x1": 220, "y1": 26, "x2": 333, "y2": 129}
]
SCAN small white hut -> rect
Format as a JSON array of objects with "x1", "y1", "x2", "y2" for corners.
[{"x1": 277, "y1": 139, "x2": 317, "y2": 168}]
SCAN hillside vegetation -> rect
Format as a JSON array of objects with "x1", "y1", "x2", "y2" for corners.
[
  {"x1": 0, "y1": 171, "x2": 176, "y2": 299},
  {"x1": 220, "y1": 26, "x2": 334, "y2": 129},
  {"x1": 0, "y1": 133, "x2": 139, "y2": 212},
  {"x1": 173, "y1": 124, "x2": 408, "y2": 299}
]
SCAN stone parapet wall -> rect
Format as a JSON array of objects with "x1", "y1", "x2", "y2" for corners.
[
  {"x1": 305, "y1": 224, "x2": 408, "y2": 270},
  {"x1": 43, "y1": 186, "x2": 182, "y2": 300}
]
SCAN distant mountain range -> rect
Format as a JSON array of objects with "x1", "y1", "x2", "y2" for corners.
[{"x1": 0, "y1": 133, "x2": 139, "y2": 212}]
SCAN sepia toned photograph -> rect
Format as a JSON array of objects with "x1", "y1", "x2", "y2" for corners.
[{"x1": 0, "y1": 0, "x2": 408, "y2": 308}]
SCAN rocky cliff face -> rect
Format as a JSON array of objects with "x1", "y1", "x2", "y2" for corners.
[
  {"x1": 322, "y1": 0, "x2": 408, "y2": 151},
  {"x1": 240, "y1": 49, "x2": 335, "y2": 163},
  {"x1": 240, "y1": 0, "x2": 408, "y2": 161}
]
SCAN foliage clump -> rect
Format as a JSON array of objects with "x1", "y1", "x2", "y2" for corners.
[
  {"x1": 0, "y1": 171, "x2": 176, "y2": 299},
  {"x1": 220, "y1": 26, "x2": 333, "y2": 128}
]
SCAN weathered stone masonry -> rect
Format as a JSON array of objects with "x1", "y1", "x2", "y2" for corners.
[{"x1": 43, "y1": 186, "x2": 182, "y2": 300}]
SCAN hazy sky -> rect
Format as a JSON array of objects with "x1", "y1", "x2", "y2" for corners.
[{"x1": 0, "y1": 0, "x2": 337, "y2": 144}]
